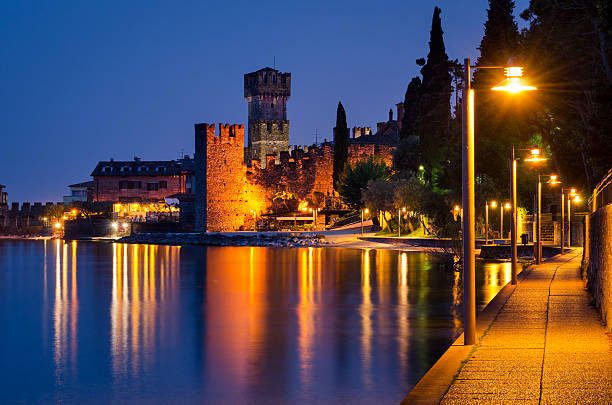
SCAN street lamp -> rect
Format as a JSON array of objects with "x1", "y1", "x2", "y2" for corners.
[
  {"x1": 567, "y1": 189, "x2": 580, "y2": 247},
  {"x1": 361, "y1": 208, "x2": 369, "y2": 237},
  {"x1": 501, "y1": 202, "x2": 511, "y2": 241},
  {"x1": 510, "y1": 146, "x2": 546, "y2": 278},
  {"x1": 485, "y1": 201, "x2": 496, "y2": 244},
  {"x1": 461, "y1": 59, "x2": 535, "y2": 345},
  {"x1": 546, "y1": 175, "x2": 565, "y2": 254},
  {"x1": 398, "y1": 207, "x2": 406, "y2": 237}
]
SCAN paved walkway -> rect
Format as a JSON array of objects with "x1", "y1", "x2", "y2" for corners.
[{"x1": 440, "y1": 250, "x2": 612, "y2": 404}]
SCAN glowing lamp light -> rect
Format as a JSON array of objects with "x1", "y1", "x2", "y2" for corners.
[
  {"x1": 54, "y1": 222, "x2": 61, "y2": 229},
  {"x1": 573, "y1": 196, "x2": 581, "y2": 202},
  {"x1": 43, "y1": 217, "x2": 48, "y2": 221},
  {"x1": 504, "y1": 203, "x2": 511, "y2": 209},
  {"x1": 121, "y1": 223, "x2": 128, "y2": 229},
  {"x1": 111, "y1": 222, "x2": 118, "y2": 230},
  {"x1": 569, "y1": 188, "x2": 577, "y2": 196},
  {"x1": 492, "y1": 67, "x2": 537, "y2": 93},
  {"x1": 454, "y1": 205, "x2": 460, "y2": 212},
  {"x1": 418, "y1": 165, "x2": 425, "y2": 171},
  {"x1": 524, "y1": 146, "x2": 547, "y2": 163},
  {"x1": 402, "y1": 207, "x2": 406, "y2": 212},
  {"x1": 490, "y1": 201, "x2": 497, "y2": 208},
  {"x1": 364, "y1": 208, "x2": 369, "y2": 214}
]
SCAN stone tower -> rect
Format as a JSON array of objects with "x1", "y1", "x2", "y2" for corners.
[{"x1": 244, "y1": 67, "x2": 291, "y2": 168}]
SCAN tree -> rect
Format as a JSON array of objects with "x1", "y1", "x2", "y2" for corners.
[
  {"x1": 416, "y1": 6, "x2": 453, "y2": 172},
  {"x1": 471, "y1": 0, "x2": 529, "y2": 195},
  {"x1": 333, "y1": 102, "x2": 349, "y2": 188},
  {"x1": 521, "y1": 0, "x2": 612, "y2": 190},
  {"x1": 337, "y1": 156, "x2": 388, "y2": 208}
]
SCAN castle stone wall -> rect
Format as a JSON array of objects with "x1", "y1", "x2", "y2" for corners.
[
  {"x1": 195, "y1": 123, "x2": 254, "y2": 232},
  {"x1": 248, "y1": 120, "x2": 290, "y2": 168}
]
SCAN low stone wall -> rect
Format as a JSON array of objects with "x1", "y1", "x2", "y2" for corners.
[{"x1": 588, "y1": 204, "x2": 612, "y2": 328}]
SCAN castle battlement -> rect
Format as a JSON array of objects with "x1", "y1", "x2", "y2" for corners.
[
  {"x1": 352, "y1": 126, "x2": 372, "y2": 138},
  {"x1": 206, "y1": 123, "x2": 244, "y2": 145},
  {"x1": 244, "y1": 67, "x2": 291, "y2": 99},
  {"x1": 250, "y1": 120, "x2": 290, "y2": 135}
]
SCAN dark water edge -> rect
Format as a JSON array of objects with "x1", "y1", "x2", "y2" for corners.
[{"x1": 0, "y1": 239, "x2": 519, "y2": 404}]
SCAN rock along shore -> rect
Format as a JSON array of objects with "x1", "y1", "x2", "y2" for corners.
[{"x1": 117, "y1": 232, "x2": 331, "y2": 248}]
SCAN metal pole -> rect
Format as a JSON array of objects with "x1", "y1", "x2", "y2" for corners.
[
  {"x1": 485, "y1": 203, "x2": 489, "y2": 244},
  {"x1": 398, "y1": 209, "x2": 401, "y2": 238},
  {"x1": 536, "y1": 177, "x2": 542, "y2": 264},
  {"x1": 462, "y1": 58, "x2": 476, "y2": 345},
  {"x1": 510, "y1": 147, "x2": 517, "y2": 284},
  {"x1": 567, "y1": 198, "x2": 571, "y2": 247},
  {"x1": 361, "y1": 210, "x2": 364, "y2": 237},
  {"x1": 560, "y1": 189, "x2": 564, "y2": 253},
  {"x1": 501, "y1": 205, "x2": 504, "y2": 241}
]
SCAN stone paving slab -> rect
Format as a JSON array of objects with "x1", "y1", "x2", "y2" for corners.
[{"x1": 438, "y1": 250, "x2": 612, "y2": 404}]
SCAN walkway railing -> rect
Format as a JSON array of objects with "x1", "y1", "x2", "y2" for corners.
[{"x1": 591, "y1": 167, "x2": 612, "y2": 211}]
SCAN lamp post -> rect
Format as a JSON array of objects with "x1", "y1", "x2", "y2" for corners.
[
  {"x1": 545, "y1": 175, "x2": 564, "y2": 253},
  {"x1": 501, "y1": 202, "x2": 511, "y2": 241},
  {"x1": 567, "y1": 189, "x2": 580, "y2": 247},
  {"x1": 398, "y1": 207, "x2": 406, "y2": 237},
  {"x1": 461, "y1": 60, "x2": 535, "y2": 345},
  {"x1": 361, "y1": 208, "x2": 369, "y2": 237},
  {"x1": 485, "y1": 202, "x2": 489, "y2": 244}
]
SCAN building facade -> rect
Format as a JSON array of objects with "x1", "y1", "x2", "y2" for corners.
[{"x1": 90, "y1": 157, "x2": 194, "y2": 202}]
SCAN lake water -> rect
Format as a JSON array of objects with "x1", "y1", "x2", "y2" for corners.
[{"x1": 0, "y1": 239, "x2": 515, "y2": 404}]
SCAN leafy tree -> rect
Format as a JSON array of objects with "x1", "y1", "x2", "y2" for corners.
[
  {"x1": 332, "y1": 102, "x2": 349, "y2": 188},
  {"x1": 521, "y1": 0, "x2": 612, "y2": 190},
  {"x1": 337, "y1": 156, "x2": 388, "y2": 208},
  {"x1": 392, "y1": 136, "x2": 420, "y2": 172}
]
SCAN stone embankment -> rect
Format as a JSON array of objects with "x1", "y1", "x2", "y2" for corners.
[{"x1": 117, "y1": 232, "x2": 330, "y2": 247}]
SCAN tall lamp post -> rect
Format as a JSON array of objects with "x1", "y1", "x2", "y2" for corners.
[
  {"x1": 567, "y1": 189, "x2": 580, "y2": 247},
  {"x1": 361, "y1": 208, "x2": 369, "y2": 237},
  {"x1": 545, "y1": 175, "x2": 564, "y2": 253},
  {"x1": 511, "y1": 146, "x2": 546, "y2": 275},
  {"x1": 501, "y1": 202, "x2": 511, "y2": 241},
  {"x1": 462, "y1": 61, "x2": 535, "y2": 345},
  {"x1": 398, "y1": 207, "x2": 406, "y2": 237}
]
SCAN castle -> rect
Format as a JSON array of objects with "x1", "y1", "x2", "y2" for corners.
[{"x1": 193, "y1": 67, "x2": 399, "y2": 232}]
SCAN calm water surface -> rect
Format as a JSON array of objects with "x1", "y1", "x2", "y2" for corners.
[{"x1": 0, "y1": 240, "x2": 515, "y2": 404}]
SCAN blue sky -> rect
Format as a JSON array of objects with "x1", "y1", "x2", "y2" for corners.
[{"x1": 1, "y1": 0, "x2": 529, "y2": 202}]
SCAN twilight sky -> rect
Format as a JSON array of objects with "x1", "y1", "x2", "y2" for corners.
[{"x1": 1, "y1": 0, "x2": 529, "y2": 202}]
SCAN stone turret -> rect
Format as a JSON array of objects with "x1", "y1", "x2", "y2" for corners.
[{"x1": 244, "y1": 67, "x2": 291, "y2": 167}]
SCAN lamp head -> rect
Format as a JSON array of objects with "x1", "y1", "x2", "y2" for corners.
[
  {"x1": 491, "y1": 67, "x2": 537, "y2": 93},
  {"x1": 490, "y1": 201, "x2": 497, "y2": 208},
  {"x1": 524, "y1": 146, "x2": 547, "y2": 163},
  {"x1": 454, "y1": 205, "x2": 460, "y2": 212},
  {"x1": 364, "y1": 208, "x2": 369, "y2": 214},
  {"x1": 402, "y1": 207, "x2": 406, "y2": 212},
  {"x1": 504, "y1": 203, "x2": 511, "y2": 209},
  {"x1": 548, "y1": 174, "x2": 560, "y2": 185}
]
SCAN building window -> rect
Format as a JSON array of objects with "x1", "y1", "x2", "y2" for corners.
[
  {"x1": 119, "y1": 181, "x2": 128, "y2": 190},
  {"x1": 102, "y1": 166, "x2": 112, "y2": 173},
  {"x1": 120, "y1": 166, "x2": 131, "y2": 172},
  {"x1": 147, "y1": 183, "x2": 159, "y2": 191},
  {"x1": 159, "y1": 181, "x2": 167, "y2": 189}
]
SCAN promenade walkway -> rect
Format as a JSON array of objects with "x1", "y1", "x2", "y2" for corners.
[
  {"x1": 440, "y1": 250, "x2": 612, "y2": 404},
  {"x1": 405, "y1": 250, "x2": 612, "y2": 404}
]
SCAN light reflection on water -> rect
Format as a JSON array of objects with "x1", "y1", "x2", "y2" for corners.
[{"x1": 0, "y1": 240, "x2": 518, "y2": 404}]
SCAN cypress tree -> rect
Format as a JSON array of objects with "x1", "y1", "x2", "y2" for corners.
[
  {"x1": 472, "y1": 0, "x2": 525, "y2": 192},
  {"x1": 400, "y1": 77, "x2": 421, "y2": 140},
  {"x1": 416, "y1": 6, "x2": 452, "y2": 172},
  {"x1": 333, "y1": 101, "x2": 349, "y2": 188}
]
